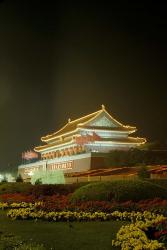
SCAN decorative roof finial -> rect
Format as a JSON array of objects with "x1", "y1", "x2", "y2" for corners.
[
  {"x1": 101, "y1": 104, "x2": 105, "y2": 110},
  {"x1": 68, "y1": 118, "x2": 71, "y2": 123}
]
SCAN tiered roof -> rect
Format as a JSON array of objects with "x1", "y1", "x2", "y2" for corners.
[
  {"x1": 34, "y1": 105, "x2": 146, "y2": 152},
  {"x1": 41, "y1": 106, "x2": 136, "y2": 142}
]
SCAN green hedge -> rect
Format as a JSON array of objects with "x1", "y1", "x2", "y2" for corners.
[
  {"x1": 147, "y1": 179, "x2": 167, "y2": 189},
  {"x1": 28, "y1": 183, "x2": 88, "y2": 197},
  {"x1": 0, "y1": 182, "x2": 87, "y2": 196},
  {"x1": 70, "y1": 180, "x2": 167, "y2": 203},
  {"x1": 0, "y1": 183, "x2": 31, "y2": 194}
]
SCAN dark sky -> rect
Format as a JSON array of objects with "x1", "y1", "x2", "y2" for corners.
[{"x1": 0, "y1": 0, "x2": 167, "y2": 172}]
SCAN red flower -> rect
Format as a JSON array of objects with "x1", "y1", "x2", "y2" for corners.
[
  {"x1": 154, "y1": 231, "x2": 161, "y2": 238},
  {"x1": 160, "y1": 230, "x2": 167, "y2": 235}
]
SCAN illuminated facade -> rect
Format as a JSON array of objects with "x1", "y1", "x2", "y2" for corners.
[{"x1": 18, "y1": 105, "x2": 146, "y2": 181}]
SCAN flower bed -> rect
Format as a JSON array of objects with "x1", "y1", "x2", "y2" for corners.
[
  {"x1": 0, "y1": 193, "x2": 36, "y2": 203},
  {"x1": 1, "y1": 194, "x2": 167, "y2": 216},
  {"x1": 0, "y1": 201, "x2": 42, "y2": 210},
  {"x1": 0, "y1": 195, "x2": 166, "y2": 250},
  {"x1": 1, "y1": 181, "x2": 167, "y2": 250},
  {"x1": 147, "y1": 219, "x2": 167, "y2": 246},
  {"x1": 7, "y1": 209, "x2": 111, "y2": 221},
  {"x1": 1, "y1": 192, "x2": 167, "y2": 249},
  {"x1": 112, "y1": 212, "x2": 166, "y2": 250},
  {"x1": 6, "y1": 208, "x2": 167, "y2": 249},
  {"x1": 6, "y1": 208, "x2": 164, "y2": 223}
]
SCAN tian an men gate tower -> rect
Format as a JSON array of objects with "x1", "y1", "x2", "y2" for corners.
[{"x1": 18, "y1": 105, "x2": 146, "y2": 181}]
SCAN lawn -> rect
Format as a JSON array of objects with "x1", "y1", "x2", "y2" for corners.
[{"x1": 0, "y1": 211, "x2": 125, "y2": 250}]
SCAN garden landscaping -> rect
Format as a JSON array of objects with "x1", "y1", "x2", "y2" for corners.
[
  {"x1": 0, "y1": 179, "x2": 167, "y2": 249},
  {"x1": 0, "y1": 210, "x2": 123, "y2": 250}
]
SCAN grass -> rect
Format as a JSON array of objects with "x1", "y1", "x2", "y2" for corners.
[{"x1": 0, "y1": 211, "x2": 125, "y2": 250}]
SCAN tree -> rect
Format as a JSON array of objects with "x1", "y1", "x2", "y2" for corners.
[
  {"x1": 35, "y1": 178, "x2": 42, "y2": 185},
  {"x1": 16, "y1": 174, "x2": 23, "y2": 182},
  {"x1": 137, "y1": 165, "x2": 150, "y2": 179},
  {"x1": 1, "y1": 176, "x2": 7, "y2": 183}
]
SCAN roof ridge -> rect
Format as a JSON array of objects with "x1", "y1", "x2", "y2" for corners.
[
  {"x1": 41, "y1": 123, "x2": 69, "y2": 141},
  {"x1": 41, "y1": 109, "x2": 102, "y2": 142},
  {"x1": 69, "y1": 109, "x2": 102, "y2": 124}
]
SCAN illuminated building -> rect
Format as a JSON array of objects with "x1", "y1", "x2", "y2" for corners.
[{"x1": 18, "y1": 105, "x2": 146, "y2": 181}]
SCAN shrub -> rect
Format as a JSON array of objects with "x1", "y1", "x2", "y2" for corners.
[
  {"x1": 1, "y1": 176, "x2": 8, "y2": 183},
  {"x1": 16, "y1": 174, "x2": 23, "y2": 183},
  {"x1": 35, "y1": 178, "x2": 42, "y2": 185},
  {"x1": 0, "y1": 182, "x2": 87, "y2": 196},
  {"x1": 70, "y1": 180, "x2": 167, "y2": 203},
  {"x1": 28, "y1": 183, "x2": 87, "y2": 197},
  {"x1": 137, "y1": 165, "x2": 150, "y2": 179},
  {"x1": 0, "y1": 183, "x2": 32, "y2": 194},
  {"x1": 148, "y1": 179, "x2": 167, "y2": 189}
]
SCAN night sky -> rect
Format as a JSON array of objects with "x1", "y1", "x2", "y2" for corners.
[{"x1": 0, "y1": 1, "x2": 167, "y2": 172}]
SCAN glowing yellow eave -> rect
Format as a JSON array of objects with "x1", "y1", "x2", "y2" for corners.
[
  {"x1": 40, "y1": 106, "x2": 137, "y2": 143},
  {"x1": 41, "y1": 109, "x2": 101, "y2": 142},
  {"x1": 79, "y1": 108, "x2": 136, "y2": 130},
  {"x1": 34, "y1": 139, "x2": 74, "y2": 152}
]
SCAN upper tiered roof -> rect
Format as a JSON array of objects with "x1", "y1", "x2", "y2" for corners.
[{"x1": 41, "y1": 105, "x2": 136, "y2": 143}]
